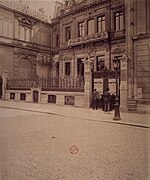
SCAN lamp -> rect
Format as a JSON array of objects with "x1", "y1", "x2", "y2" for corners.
[{"x1": 112, "y1": 48, "x2": 123, "y2": 120}]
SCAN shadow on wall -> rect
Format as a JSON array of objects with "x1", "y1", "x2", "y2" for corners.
[{"x1": 0, "y1": 76, "x2": 2, "y2": 99}]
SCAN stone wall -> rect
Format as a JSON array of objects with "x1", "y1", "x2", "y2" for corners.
[
  {"x1": 135, "y1": 38, "x2": 150, "y2": 100},
  {"x1": 0, "y1": 45, "x2": 13, "y2": 77},
  {"x1": 4, "y1": 90, "x2": 85, "y2": 108}
]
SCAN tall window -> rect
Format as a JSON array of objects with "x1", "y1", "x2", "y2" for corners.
[
  {"x1": 114, "y1": 11, "x2": 124, "y2": 31},
  {"x1": 97, "y1": 16, "x2": 105, "y2": 32},
  {"x1": 65, "y1": 26, "x2": 71, "y2": 41},
  {"x1": 65, "y1": 62, "x2": 71, "y2": 76},
  {"x1": 77, "y1": 59, "x2": 84, "y2": 76},
  {"x1": 96, "y1": 56, "x2": 105, "y2": 71},
  {"x1": 3, "y1": 21, "x2": 8, "y2": 37},
  {"x1": 56, "y1": 62, "x2": 59, "y2": 77},
  {"x1": 20, "y1": 26, "x2": 25, "y2": 41},
  {"x1": 87, "y1": 19, "x2": 94, "y2": 35},
  {"x1": 56, "y1": 34, "x2": 59, "y2": 47},
  {"x1": 78, "y1": 22, "x2": 85, "y2": 37},
  {"x1": 26, "y1": 28, "x2": 30, "y2": 42}
]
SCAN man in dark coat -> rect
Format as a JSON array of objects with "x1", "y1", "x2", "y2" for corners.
[
  {"x1": 92, "y1": 89, "x2": 99, "y2": 110},
  {"x1": 103, "y1": 88, "x2": 111, "y2": 113}
]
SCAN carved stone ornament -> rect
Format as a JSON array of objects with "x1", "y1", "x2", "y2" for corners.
[{"x1": 18, "y1": 17, "x2": 35, "y2": 27}]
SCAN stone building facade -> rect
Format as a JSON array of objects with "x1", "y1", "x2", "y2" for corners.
[
  {"x1": 0, "y1": 0, "x2": 52, "y2": 80},
  {"x1": 126, "y1": 0, "x2": 150, "y2": 112},
  {"x1": 1, "y1": 0, "x2": 149, "y2": 112},
  {"x1": 51, "y1": 0, "x2": 127, "y2": 109}
]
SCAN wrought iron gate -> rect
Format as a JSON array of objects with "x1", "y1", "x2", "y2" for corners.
[{"x1": 92, "y1": 67, "x2": 120, "y2": 109}]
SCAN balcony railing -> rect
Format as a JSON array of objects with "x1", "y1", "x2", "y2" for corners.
[
  {"x1": 68, "y1": 31, "x2": 108, "y2": 47},
  {"x1": 0, "y1": 0, "x2": 48, "y2": 22}
]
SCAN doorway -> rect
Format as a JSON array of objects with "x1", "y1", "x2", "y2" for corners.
[{"x1": 33, "y1": 90, "x2": 39, "y2": 103}]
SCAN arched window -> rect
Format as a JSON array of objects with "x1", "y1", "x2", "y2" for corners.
[{"x1": 19, "y1": 58, "x2": 32, "y2": 79}]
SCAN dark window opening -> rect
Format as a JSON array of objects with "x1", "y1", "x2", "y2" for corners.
[
  {"x1": 114, "y1": 11, "x2": 124, "y2": 31},
  {"x1": 65, "y1": 62, "x2": 71, "y2": 76},
  {"x1": 48, "y1": 95, "x2": 56, "y2": 103},
  {"x1": 97, "y1": 56, "x2": 105, "y2": 71},
  {"x1": 77, "y1": 58, "x2": 84, "y2": 76},
  {"x1": 10, "y1": 93, "x2": 15, "y2": 100},
  {"x1": 56, "y1": 62, "x2": 59, "y2": 77},
  {"x1": 97, "y1": 15, "x2": 105, "y2": 32},
  {"x1": 56, "y1": 34, "x2": 59, "y2": 47},
  {"x1": 20, "y1": 93, "x2": 26, "y2": 101},
  {"x1": 78, "y1": 22, "x2": 85, "y2": 37},
  {"x1": 65, "y1": 26, "x2": 71, "y2": 41}
]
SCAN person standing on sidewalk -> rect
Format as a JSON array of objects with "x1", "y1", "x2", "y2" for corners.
[
  {"x1": 103, "y1": 88, "x2": 111, "y2": 113},
  {"x1": 92, "y1": 89, "x2": 99, "y2": 110}
]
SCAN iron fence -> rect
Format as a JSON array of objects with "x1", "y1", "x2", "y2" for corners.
[{"x1": 7, "y1": 76, "x2": 84, "y2": 92}]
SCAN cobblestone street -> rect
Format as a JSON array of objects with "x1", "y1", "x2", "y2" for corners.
[{"x1": 0, "y1": 107, "x2": 149, "y2": 180}]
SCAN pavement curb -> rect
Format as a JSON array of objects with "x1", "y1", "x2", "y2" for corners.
[{"x1": 0, "y1": 104, "x2": 149, "y2": 129}]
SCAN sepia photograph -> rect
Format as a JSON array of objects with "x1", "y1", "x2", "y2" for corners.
[{"x1": 0, "y1": 0, "x2": 150, "y2": 179}]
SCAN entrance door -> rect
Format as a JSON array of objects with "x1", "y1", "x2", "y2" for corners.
[
  {"x1": 93, "y1": 68, "x2": 118, "y2": 109},
  {"x1": 0, "y1": 76, "x2": 2, "y2": 99},
  {"x1": 33, "y1": 90, "x2": 39, "y2": 103}
]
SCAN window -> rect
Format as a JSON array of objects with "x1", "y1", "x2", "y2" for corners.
[
  {"x1": 56, "y1": 62, "x2": 59, "y2": 77},
  {"x1": 114, "y1": 11, "x2": 124, "y2": 31},
  {"x1": 20, "y1": 93, "x2": 26, "y2": 101},
  {"x1": 3, "y1": 21, "x2": 8, "y2": 37},
  {"x1": 77, "y1": 59, "x2": 84, "y2": 76},
  {"x1": 65, "y1": 26, "x2": 71, "y2": 41},
  {"x1": 97, "y1": 16, "x2": 105, "y2": 32},
  {"x1": 97, "y1": 56, "x2": 105, "y2": 71},
  {"x1": 26, "y1": 28, "x2": 30, "y2": 42},
  {"x1": 78, "y1": 22, "x2": 85, "y2": 37},
  {"x1": 65, "y1": 62, "x2": 71, "y2": 76},
  {"x1": 10, "y1": 93, "x2": 15, "y2": 100},
  {"x1": 87, "y1": 19, "x2": 94, "y2": 35},
  {"x1": 48, "y1": 95, "x2": 56, "y2": 103},
  {"x1": 56, "y1": 34, "x2": 59, "y2": 47},
  {"x1": 65, "y1": 96, "x2": 75, "y2": 106},
  {"x1": 20, "y1": 26, "x2": 25, "y2": 41},
  {"x1": 8, "y1": 22, "x2": 13, "y2": 37}
]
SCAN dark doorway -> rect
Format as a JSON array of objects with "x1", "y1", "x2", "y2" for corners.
[
  {"x1": 0, "y1": 76, "x2": 2, "y2": 99},
  {"x1": 33, "y1": 91, "x2": 39, "y2": 103}
]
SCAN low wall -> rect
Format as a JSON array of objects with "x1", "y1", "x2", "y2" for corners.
[{"x1": 4, "y1": 90, "x2": 85, "y2": 108}]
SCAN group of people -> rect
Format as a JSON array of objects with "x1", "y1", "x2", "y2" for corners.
[{"x1": 92, "y1": 88, "x2": 116, "y2": 113}]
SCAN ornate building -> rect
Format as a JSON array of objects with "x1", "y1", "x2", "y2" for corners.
[
  {"x1": 0, "y1": 0, "x2": 52, "y2": 80},
  {"x1": 51, "y1": 0, "x2": 126, "y2": 108},
  {"x1": 1, "y1": 0, "x2": 149, "y2": 112}
]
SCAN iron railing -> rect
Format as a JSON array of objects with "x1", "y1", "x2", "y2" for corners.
[{"x1": 7, "y1": 76, "x2": 84, "y2": 92}]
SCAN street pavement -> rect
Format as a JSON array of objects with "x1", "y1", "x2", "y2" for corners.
[
  {"x1": 0, "y1": 106, "x2": 149, "y2": 180},
  {"x1": 0, "y1": 100, "x2": 150, "y2": 128}
]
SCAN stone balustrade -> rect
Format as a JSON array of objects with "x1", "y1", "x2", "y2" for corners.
[{"x1": 68, "y1": 31, "x2": 108, "y2": 46}]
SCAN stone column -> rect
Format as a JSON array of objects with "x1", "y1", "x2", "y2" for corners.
[
  {"x1": 120, "y1": 57, "x2": 128, "y2": 111},
  {"x1": 2, "y1": 70, "x2": 8, "y2": 100},
  {"x1": 83, "y1": 57, "x2": 93, "y2": 108}
]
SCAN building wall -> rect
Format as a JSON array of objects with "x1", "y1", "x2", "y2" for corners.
[
  {"x1": 0, "y1": 4, "x2": 52, "y2": 79},
  {"x1": 135, "y1": 38, "x2": 150, "y2": 100},
  {"x1": 0, "y1": 45, "x2": 13, "y2": 77},
  {"x1": 126, "y1": 0, "x2": 150, "y2": 110}
]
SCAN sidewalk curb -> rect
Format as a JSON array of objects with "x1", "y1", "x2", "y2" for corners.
[{"x1": 0, "y1": 105, "x2": 149, "y2": 129}]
